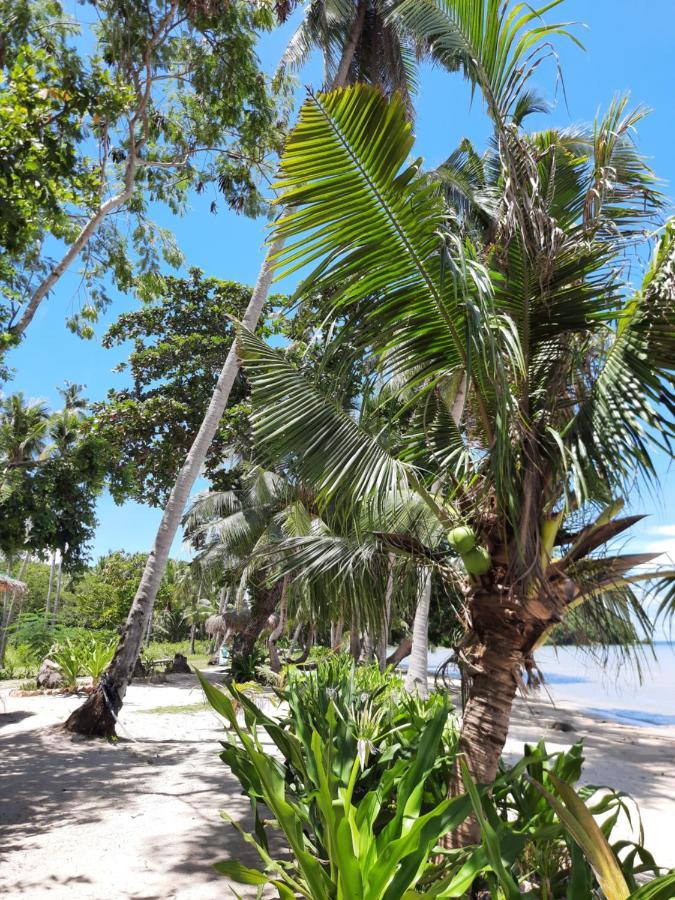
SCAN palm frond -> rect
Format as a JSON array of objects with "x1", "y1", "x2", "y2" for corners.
[
  {"x1": 565, "y1": 219, "x2": 675, "y2": 497},
  {"x1": 390, "y1": 0, "x2": 582, "y2": 121},
  {"x1": 237, "y1": 324, "x2": 414, "y2": 511}
]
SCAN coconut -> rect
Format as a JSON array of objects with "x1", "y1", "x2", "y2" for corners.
[
  {"x1": 447, "y1": 526, "x2": 476, "y2": 555},
  {"x1": 463, "y1": 546, "x2": 491, "y2": 576}
]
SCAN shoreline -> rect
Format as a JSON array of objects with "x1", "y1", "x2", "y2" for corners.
[{"x1": 1, "y1": 671, "x2": 674, "y2": 898}]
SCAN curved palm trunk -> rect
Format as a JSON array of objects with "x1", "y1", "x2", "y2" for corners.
[
  {"x1": 64, "y1": 24, "x2": 366, "y2": 738},
  {"x1": 231, "y1": 580, "x2": 283, "y2": 670},
  {"x1": 404, "y1": 567, "x2": 431, "y2": 697},
  {"x1": 268, "y1": 577, "x2": 288, "y2": 673},
  {"x1": 386, "y1": 636, "x2": 412, "y2": 668}
]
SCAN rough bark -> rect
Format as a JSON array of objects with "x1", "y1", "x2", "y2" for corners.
[
  {"x1": 268, "y1": 578, "x2": 288, "y2": 673},
  {"x1": 386, "y1": 637, "x2": 412, "y2": 669},
  {"x1": 64, "y1": 16, "x2": 366, "y2": 737},
  {"x1": 447, "y1": 594, "x2": 526, "y2": 848},
  {"x1": 231, "y1": 581, "x2": 283, "y2": 669},
  {"x1": 404, "y1": 568, "x2": 431, "y2": 697}
]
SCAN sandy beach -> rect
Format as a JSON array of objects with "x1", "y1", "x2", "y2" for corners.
[{"x1": 1, "y1": 669, "x2": 674, "y2": 899}]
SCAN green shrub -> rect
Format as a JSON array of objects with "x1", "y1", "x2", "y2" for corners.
[
  {"x1": 199, "y1": 659, "x2": 672, "y2": 898},
  {"x1": 50, "y1": 639, "x2": 82, "y2": 690},
  {"x1": 80, "y1": 638, "x2": 116, "y2": 684}
]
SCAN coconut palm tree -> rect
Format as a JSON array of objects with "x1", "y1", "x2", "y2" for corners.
[
  {"x1": 65, "y1": 0, "x2": 421, "y2": 737},
  {"x1": 234, "y1": 7, "x2": 675, "y2": 845}
]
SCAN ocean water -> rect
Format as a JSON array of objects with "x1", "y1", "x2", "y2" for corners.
[{"x1": 402, "y1": 642, "x2": 675, "y2": 727}]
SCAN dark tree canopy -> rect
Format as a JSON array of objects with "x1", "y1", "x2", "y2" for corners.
[{"x1": 94, "y1": 269, "x2": 284, "y2": 507}]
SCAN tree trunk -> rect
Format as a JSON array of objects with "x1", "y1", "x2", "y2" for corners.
[
  {"x1": 376, "y1": 556, "x2": 394, "y2": 672},
  {"x1": 45, "y1": 553, "x2": 56, "y2": 617},
  {"x1": 231, "y1": 580, "x2": 283, "y2": 670},
  {"x1": 10, "y1": 143, "x2": 139, "y2": 339},
  {"x1": 0, "y1": 552, "x2": 29, "y2": 667},
  {"x1": 404, "y1": 568, "x2": 431, "y2": 697},
  {"x1": 448, "y1": 608, "x2": 523, "y2": 847},
  {"x1": 361, "y1": 631, "x2": 374, "y2": 663},
  {"x1": 330, "y1": 618, "x2": 344, "y2": 650},
  {"x1": 64, "y1": 20, "x2": 365, "y2": 738},
  {"x1": 386, "y1": 637, "x2": 412, "y2": 669},
  {"x1": 52, "y1": 554, "x2": 63, "y2": 623},
  {"x1": 189, "y1": 621, "x2": 196, "y2": 655},
  {"x1": 268, "y1": 578, "x2": 288, "y2": 673}
]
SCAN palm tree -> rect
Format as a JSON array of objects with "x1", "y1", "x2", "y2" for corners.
[
  {"x1": 65, "y1": 0, "x2": 420, "y2": 737},
  {"x1": 234, "y1": 9, "x2": 675, "y2": 847}
]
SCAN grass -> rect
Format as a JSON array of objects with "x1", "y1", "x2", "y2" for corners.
[{"x1": 141, "y1": 701, "x2": 210, "y2": 715}]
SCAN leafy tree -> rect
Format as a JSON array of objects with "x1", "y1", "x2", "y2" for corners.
[
  {"x1": 234, "y1": 6, "x2": 675, "y2": 852},
  {"x1": 94, "y1": 269, "x2": 282, "y2": 506},
  {"x1": 1, "y1": 0, "x2": 289, "y2": 345},
  {"x1": 63, "y1": 0, "x2": 428, "y2": 738}
]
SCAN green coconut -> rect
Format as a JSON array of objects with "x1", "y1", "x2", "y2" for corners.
[
  {"x1": 447, "y1": 526, "x2": 476, "y2": 555},
  {"x1": 462, "y1": 546, "x2": 491, "y2": 577}
]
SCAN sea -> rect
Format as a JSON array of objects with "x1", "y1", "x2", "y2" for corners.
[{"x1": 401, "y1": 642, "x2": 675, "y2": 728}]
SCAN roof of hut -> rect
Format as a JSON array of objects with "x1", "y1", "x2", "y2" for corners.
[{"x1": 0, "y1": 574, "x2": 28, "y2": 595}]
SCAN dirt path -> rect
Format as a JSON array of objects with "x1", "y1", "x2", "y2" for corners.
[{"x1": 1, "y1": 674, "x2": 264, "y2": 899}]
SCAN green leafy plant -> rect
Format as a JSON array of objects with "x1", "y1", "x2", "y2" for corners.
[
  {"x1": 50, "y1": 639, "x2": 83, "y2": 691},
  {"x1": 80, "y1": 638, "x2": 116, "y2": 685},
  {"x1": 199, "y1": 660, "x2": 672, "y2": 898},
  {"x1": 199, "y1": 669, "x2": 471, "y2": 899}
]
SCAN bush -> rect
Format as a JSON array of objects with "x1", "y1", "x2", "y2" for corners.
[
  {"x1": 199, "y1": 658, "x2": 673, "y2": 898},
  {"x1": 80, "y1": 638, "x2": 116, "y2": 685},
  {"x1": 50, "y1": 639, "x2": 82, "y2": 691}
]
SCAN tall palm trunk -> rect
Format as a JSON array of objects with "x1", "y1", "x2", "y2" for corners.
[
  {"x1": 64, "y1": 25, "x2": 366, "y2": 737},
  {"x1": 376, "y1": 555, "x2": 394, "y2": 671},
  {"x1": 404, "y1": 568, "x2": 431, "y2": 697},
  {"x1": 45, "y1": 553, "x2": 56, "y2": 616},
  {"x1": 52, "y1": 554, "x2": 63, "y2": 623}
]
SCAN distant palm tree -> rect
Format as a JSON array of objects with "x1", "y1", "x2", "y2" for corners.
[{"x1": 0, "y1": 393, "x2": 50, "y2": 470}]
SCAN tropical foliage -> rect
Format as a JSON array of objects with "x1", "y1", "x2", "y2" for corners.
[
  {"x1": 235, "y1": 0, "x2": 675, "y2": 837},
  {"x1": 200, "y1": 662, "x2": 672, "y2": 897}
]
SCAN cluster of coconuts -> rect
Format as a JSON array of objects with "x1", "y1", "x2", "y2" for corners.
[{"x1": 447, "y1": 525, "x2": 491, "y2": 577}]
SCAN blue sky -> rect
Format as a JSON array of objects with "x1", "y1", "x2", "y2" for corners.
[{"x1": 7, "y1": 0, "x2": 675, "y2": 570}]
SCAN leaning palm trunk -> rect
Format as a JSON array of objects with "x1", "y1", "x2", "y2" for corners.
[
  {"x1": 64, "y1": 26, "x2": 366, "y2": 738},
  {"x1": 404, "y1": 568, "x2": 431, "y2": 697}
]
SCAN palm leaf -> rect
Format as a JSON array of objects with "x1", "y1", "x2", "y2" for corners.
[
  {"x1": 237, "y1": 324, "x2": 414, "y2": 511},
  {"x1": 390, "y1": 0, "x2": 582, "y2": 121},
  {"x1": 270, "y1": 84, "x2": 491, "y2": 399}
]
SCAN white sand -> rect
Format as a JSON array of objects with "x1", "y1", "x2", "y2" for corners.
[{"x1": 1, "y1": 671, "x2": 673, "y2": 899}]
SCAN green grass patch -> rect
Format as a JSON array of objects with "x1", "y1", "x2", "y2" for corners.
[{"x1": 141, "y1": 701, "x2": 210, "y2": 715}]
